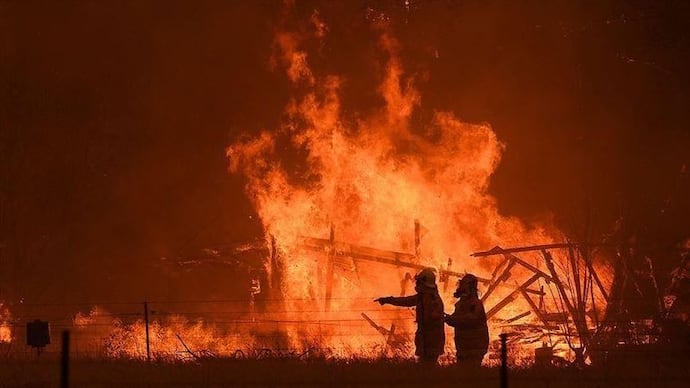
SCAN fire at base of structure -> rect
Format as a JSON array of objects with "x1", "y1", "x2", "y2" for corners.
[{"x1": 2, "y1": 229, "x2": 689, "y2": 365}]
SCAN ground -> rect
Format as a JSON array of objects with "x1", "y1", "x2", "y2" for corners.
[{"x1": 1, "y1": 356, "x2": 689, "y2": 387}]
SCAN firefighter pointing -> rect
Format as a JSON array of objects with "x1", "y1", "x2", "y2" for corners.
[{"x1": 375, "y1": 268, "x2": 445, "y2": 364}]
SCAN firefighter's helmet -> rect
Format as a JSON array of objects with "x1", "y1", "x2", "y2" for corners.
[
  {"x1": 459, "y1": 274, "x2": 478, "y2": 290},
  {"x1": 415, "y1": 268, "x2": 438, "y2": 289},
  {"x1": 455, "y1": 273, "x2": 479, "y2": 298}
]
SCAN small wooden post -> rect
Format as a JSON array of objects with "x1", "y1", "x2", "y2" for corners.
[
  {"x1": 442, "y1": 257, "x2": 453, "y2": 292},
  {"x1": 60, "y1": 330, "x2": 70, "y2": 388},
  {"x1": 144, "y1": 301, "x2": 151, "y2": 362},
  {"x1": 269, "y1": 235, "x2": 276, "y2": 290},
  {"x1": 500, "y1": 333, "x2": 508, "y2": 388},
  {"x1": 325, "y1": 225, "x2": 335, "y2": 312},
  {"x1": 414, "y1": 220, "x2": 421, "y2": 259},
  {"x1": 568, "y1": 246, "x2": 586, "y2": 329}
]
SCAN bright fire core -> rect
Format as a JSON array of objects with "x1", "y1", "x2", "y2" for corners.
[{"x1": 225, "y1": 14, "x2": 606, "y2": 363}]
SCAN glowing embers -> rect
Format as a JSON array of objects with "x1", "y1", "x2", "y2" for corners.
[{"x1": 0, "y1": 303, "x2": 11, "y2": 343}]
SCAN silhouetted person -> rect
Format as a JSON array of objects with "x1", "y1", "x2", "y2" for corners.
[
  {"x1": 375, "y1": 268, "x2": 445, "y2": 364},
  {"x1": 444, "y1": 274, "x2": 489, "y2": 368}
]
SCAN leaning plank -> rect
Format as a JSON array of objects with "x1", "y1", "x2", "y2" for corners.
[{"x1": 471, "y1": 243, "x2": 608, "y2": 258}]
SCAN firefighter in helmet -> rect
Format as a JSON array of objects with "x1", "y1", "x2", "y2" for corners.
[
  {"x1": 375, "y1": 268, "x2": 445, "y2": 363},
  {"x1": 444, "y1": 273, "x2": 489, "y2": 367}
]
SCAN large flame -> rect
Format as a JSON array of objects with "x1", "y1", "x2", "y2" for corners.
[
  {"x1": 226, "y1": 15, "x2": 566, "y2": 358},
  {"x1": 229, "y1": 25, "x2": 556, "y2": 270}
]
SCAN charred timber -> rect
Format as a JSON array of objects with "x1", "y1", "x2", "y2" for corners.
[
  {"x1": 299, "y1": 236, "x2": 491, "y2": 283},
  {"x1": 471, "y1": 243, "x2": 609, "y2": 258}
]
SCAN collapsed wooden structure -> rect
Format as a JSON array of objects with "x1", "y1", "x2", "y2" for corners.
[
  {"x1": 169, "y1": 218, "x2": 682, "y2": 365},
  {"x1": 294, "y1": 222, "x2": 613, "y2": 362},
  {"x1": 299, "y1": 223, "x2": 688, "y2": 364},
  {"x1": 298, "y1": 221, "x2": 491, "y2": 311},
  {"x1": 472, "y1": 244, "x2": 610, "y2": 364}
]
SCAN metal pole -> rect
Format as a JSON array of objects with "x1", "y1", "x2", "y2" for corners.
[
  {"x1": 144, "y1": 301, "x2": 151, "y2": 362},
  {"x1": 60, "y1": 330, "x2": 70, "y2": 388},
  {"x1": 500, "y1": 333, "x2": 508, "y2": 388}
]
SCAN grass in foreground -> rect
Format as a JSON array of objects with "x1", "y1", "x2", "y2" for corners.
[{"x1": 1, "y1": 355, "x2": 689, "y2": 387}]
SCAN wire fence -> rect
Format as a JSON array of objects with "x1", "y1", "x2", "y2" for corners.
[
  {"x1": 1, "y1": 297, "x2": 687, "y2": 363},
  {"x1": 1, "y1": 298, "x2": 418, "y2": 360}
]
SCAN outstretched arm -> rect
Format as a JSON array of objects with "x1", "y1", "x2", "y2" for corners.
[{"x1": 375, "y1": 295, "x2": 417, "y2": 307}]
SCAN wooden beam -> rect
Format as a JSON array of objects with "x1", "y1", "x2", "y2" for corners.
[
  {"x1": 522, "y1": 288, "x2": 546, "y2": 296},
  {"x1": 486, "y1": 273, "x2": 541, "y2": 319},
  {"x1": 504, "y1": 253, "x2": 556, "y2": 282},
  {"x1": 542, "y1": 249, "x2": 590, "y2": 349},
  {"x1": 361, "y1": 312, "x2": 392, "y2": 336},
  {"x1": 480, "y1": 249, "x2": 559, "y2": 303},
  {"x1": 299, "y1": 236, "x2": 491, "y2": 283},
  {"x1": 486, "y1": 292, "x2": 517, "y2": 319},
  {"x1": 519, "y1": 288, "x2": 549, "y2": 327},
  {"x1": 505, "y1": 311, "x2": 531, "y2": 324},
  {"x1": 414, "y1": 220, "x2": 421, "y2": 259},
  {"x1": 471, "y1": 243, "x2": 609, "y2": 258},
  {"x1": 324, "y1": 225, "x2": 335, "y2": 312},
  {"x1": 568, "y1": 246, "x2": 587, "y2": 332},
  {"x1": 583, "y1": 250, "x2": 609, "y2": 301},
  {"x1": 481, "y1": 259, "x2": 516, "y2": 303},
  {"x1": 300, "y1": 236, "x2": 416, "y2": 262}
]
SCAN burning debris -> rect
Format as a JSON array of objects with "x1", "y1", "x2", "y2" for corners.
[
  {"x1": 473, "y1": 244, "x2": 610, "y2": 366},
  {"x1": 0, "y1": 303, "x2": 12, "y2": 343}
]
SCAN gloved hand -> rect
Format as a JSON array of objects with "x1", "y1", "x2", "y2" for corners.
[{"x1": 375, "y1": 297, "x2": 393, "y2": 305}]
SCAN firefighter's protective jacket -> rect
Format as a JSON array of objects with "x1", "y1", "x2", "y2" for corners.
[
  {"x1": 387, "y1": 291, "x2": 445, "y2": 358},
  {"x1": 445, "y1": 295, "x2": 489, "y2": 358}
]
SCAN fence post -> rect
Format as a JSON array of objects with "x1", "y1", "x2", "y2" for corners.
[
  {"x1": 500, "y1": 333, "x2": 508, "y2": 388},
  {"x1": 144, "y1": 301, "x2": 151, "y2": 362},
  {"x1": 60, "y1": 330, "x2": 70, "y2": 388}
]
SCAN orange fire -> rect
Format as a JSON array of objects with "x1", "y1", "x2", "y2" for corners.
[
  {"x1": 72, "y1": 307, "x2": 254, "y2": 360},
  {"x1": 40, "y1": 11, "x2": 611, "y2": 364},
  {"x1": 225, "y1": 13, "x2": 608, "y2": 363},
  {"x1": 0, "y1": 303, "x2": 11, "y2": 343}
]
